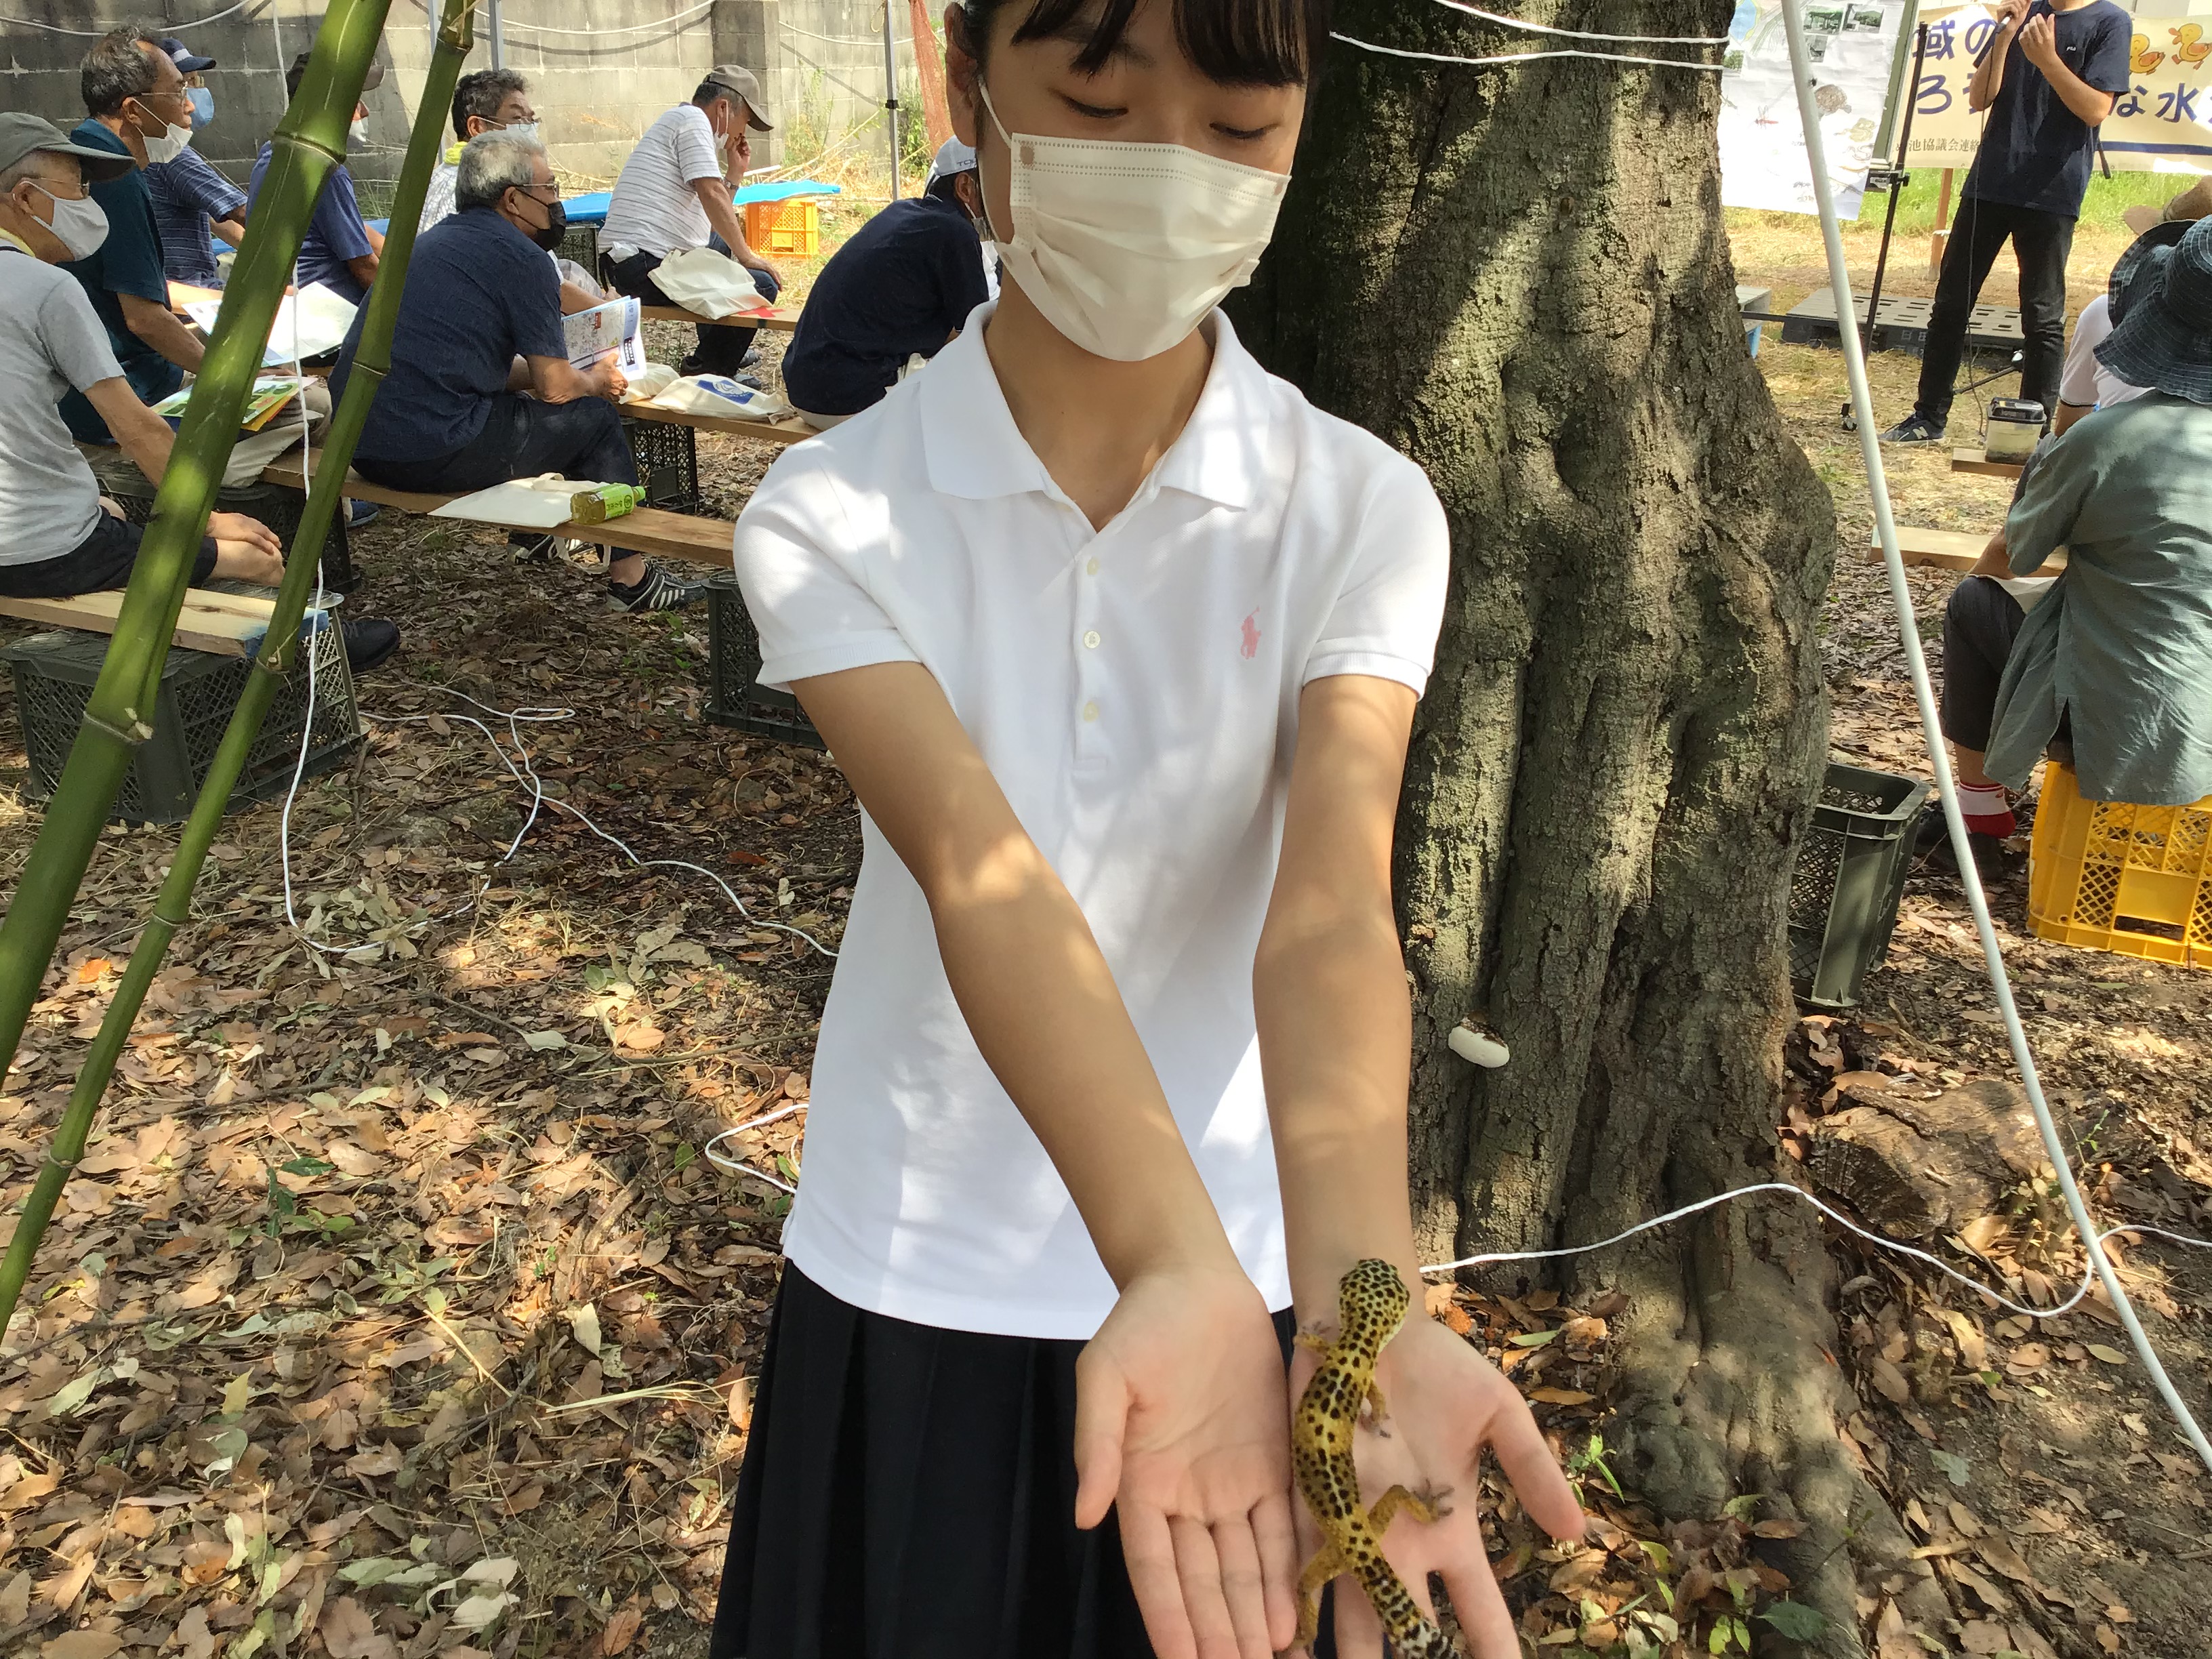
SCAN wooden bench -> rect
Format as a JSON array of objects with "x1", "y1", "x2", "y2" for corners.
[
  {"x1": 1950, "y1": 446, "x2": 2026, "y2": 481},
  {"x1": 0, "y1": 586, "x2": 285, "y2": 657},
  {"x1": 1868, "y1": 525, "x2": 2068, "y2": 575},
  {"x1": 623, "y1": 401, "x2": 813, "y2": 447},
  {"x1": 639, "y1": 303, "x2": 800, "y2": 333},
  {"x1": 259, "y1": 452, "x2": 736, "y2": 570}
]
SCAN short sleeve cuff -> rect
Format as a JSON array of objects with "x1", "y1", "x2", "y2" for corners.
[
  {"x1": 1301, "y1": 649, "x2": 1431, "y2": 696},
  {"x1": 756, "y1": 632, "x2": 922, "y2": 693}
]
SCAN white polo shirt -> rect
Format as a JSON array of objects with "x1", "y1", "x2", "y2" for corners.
[
  {"x1": 733, "y1": 305, "x2": 1449, "y2": 1339},
  {"x1": 2057, "y1": 293, "x2": 2147, "y2": 413},
  {"x1": 602, "y1": 104, "x2": 724, "y2": 258}
]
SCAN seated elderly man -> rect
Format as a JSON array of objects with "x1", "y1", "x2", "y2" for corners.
[
  {"x1": 599, "y1": 66, "x2": 779, "y2": 379},
  {"x1": 781, "y1": 140, "x2": 989, "y2": 429},
  {"x1": 331, "y1": 132, "x2": 701, "y2": 614},
  {"x1": 247, "y1": 52, "x2": 385, "y2": 304},
  {"x1": 1939, "y1": 215, "x2": 2212, "y2": 844},
  {"x1": 2051, "y1": 178, "x2": 2210, "y2": 436},
  {"x1": 0, "y1": 115, "x2": 284, "y2": 600},
  {"x1": 419, "y1": 67, "x2": 535, "y2": 235}
]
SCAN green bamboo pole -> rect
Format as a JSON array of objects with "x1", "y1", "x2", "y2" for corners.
[
  {"x1": 0, "y1": 0, "x2": 476, "y2": 1336},
  {"x1": 0, "y1": 0, "x2": 394, "y2": 1088}
]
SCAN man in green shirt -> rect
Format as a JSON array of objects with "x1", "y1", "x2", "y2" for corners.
[{"x1": 1942, "y1": 216, "x2": 2212, "y2": 825}]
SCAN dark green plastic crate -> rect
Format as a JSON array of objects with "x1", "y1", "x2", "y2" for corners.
[
  {"x1": 1788, "y1": 762, "x2": 1932, "y2": 1009},
  {"x1": 703, "y1": 573, "x2": 823, "y2": 750},
  {"x1": 4, "y1": 612, "x2": 362, "y2": 825},
  {"x1": 623, "y1": 415, "x2": 702, "y2": 514}
]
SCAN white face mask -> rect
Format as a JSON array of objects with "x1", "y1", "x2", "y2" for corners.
[
  {"x1": 350, "y1": 117, "x2": 369, "y2": 148},
  {"x1": 499, "y1": 121, "x2": 542, "y2": 146},
  {"x1": 27, "y1": 182, "x2": 110, "y2": 261},
  {"x1": 975, "y1": 81, "x2": 1288, "y2": 362},
  {"x1": 136, "y1": 104, "x2": 192, "y2": 164}
]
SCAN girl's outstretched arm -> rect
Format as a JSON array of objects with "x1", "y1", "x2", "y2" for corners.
[
  {"x1": 1255, "y1": 674, "x2": 1586, "y2": 1659},
  {"x1": 794, "y1": 660, "x2": 1300, "y2": 1659}
]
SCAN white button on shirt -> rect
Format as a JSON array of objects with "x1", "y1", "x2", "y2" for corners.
[{"x1": 733, "y1": 304, "x2": 1450, "y2": 1339}]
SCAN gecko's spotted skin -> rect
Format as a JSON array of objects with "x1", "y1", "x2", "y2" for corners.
[{"x1": 1290, "y1": 1258, "x2": 1454, "y2": 1657}]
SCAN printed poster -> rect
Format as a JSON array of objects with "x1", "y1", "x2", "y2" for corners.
[
  {"x1": 1720, "y1": 0, "x2": 1914, "y2": 218},
  {"x1": 1906, "y1": 5, "x2": 2212, "y2": 177}
]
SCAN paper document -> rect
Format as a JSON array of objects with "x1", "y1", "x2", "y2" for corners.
[
  {"x1": 150, "y1": 375, "x2": 305, "y2": 432},
  {"x1": 563, "y1": 296, "x2": 646, "y2": 377},
  {"x1": 186, "y1": 282, "x2": 359, "y2": 366}
]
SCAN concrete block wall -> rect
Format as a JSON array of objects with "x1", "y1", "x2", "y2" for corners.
[{"x1": 1, "y1": 0, "x2": 919, "y2": 203}]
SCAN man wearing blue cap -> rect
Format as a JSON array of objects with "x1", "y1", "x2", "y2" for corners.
[
  {"x1": 780, "y1": 138, "x2": 989, "y2": 429},
  {"x1": 144, "y1": 35, "x2": 247, "y2": 288}
]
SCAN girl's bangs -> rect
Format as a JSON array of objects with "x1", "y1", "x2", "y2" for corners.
[{"x1": 1012, "y1": 0, "x2": 1327, "y2": 85}]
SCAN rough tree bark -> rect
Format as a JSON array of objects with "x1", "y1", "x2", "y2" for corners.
[{"x1": 1233, "y1": 3, "x2": 1945, "y2": 1650}]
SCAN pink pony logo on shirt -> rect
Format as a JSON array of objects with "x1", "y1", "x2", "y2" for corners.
[{"x1": 1240, "y1": 613, "x2": 1261, "y2": 660}]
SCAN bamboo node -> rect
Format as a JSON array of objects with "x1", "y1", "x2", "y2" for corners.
[{"x1": 83, "y1": 712, "x2": 155, "y2": 746}]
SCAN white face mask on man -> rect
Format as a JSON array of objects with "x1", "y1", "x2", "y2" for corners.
[
  {"x1": 134, "y1": 99, "x2": 193, "y2": 164},
  {"x1": 975, "y1": 80, "x2": 1288, "y2": 363},
  {"x1": 26, "y1": 182, "x2": 110, "y2": 261}
]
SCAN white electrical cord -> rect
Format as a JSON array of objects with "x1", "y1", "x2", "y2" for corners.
[
  {"x1": 703, "y1": 1098, "x2": 805, "y2": 1193},
  {"x1": 1332, "y1": 33, "x2": 1723, "y2": 73},
  {"x1": 1, "y1": 0, "x2": 260, "y2": 33},
  {"x1": 1777, "y1": 0, "x2": 2212, "y2": 1474},
  {"x1": 1431, "y1": 0, "x2": 1729, "y2": 46}
]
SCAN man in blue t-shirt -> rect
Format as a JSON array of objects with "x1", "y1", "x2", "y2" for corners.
[
  {"x1": 1883, "y1": 0, "x2": 2131, "y2": 443},
  {"x1": 782, "y1": 140, "x2": 991, "y2": 428},
  {"x1": 58, "y1": 27, "x2": 210, "y2": 445},
  {"x1": 330, "y1": 134, "x2": 699, "y2": 614},
  {"x1": 145, "y1": 35, "x2": 246, "y2": 288},
  {"x1": 246, "y1": 52, "x2": 385, "y2": 304}
]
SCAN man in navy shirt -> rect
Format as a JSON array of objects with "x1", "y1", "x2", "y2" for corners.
[
  {"x1": 1883, "y1": 0, "x2": 2131, "y2": 443},
  {"x1": 247, "y1": 52, "x2": 384, "y2": 304},
  {"x1": 146, "y1": 35, "x2": 246, "y2": 288},
  {"x1": 331, "y1": 134, "x2": 698, "y2": 614},
  {"x1": 59, "y1": 28, "x2": 209, "y2": 445},
  {"x1": 781, "y1": 141, "x2": 989, "y2": 426}
]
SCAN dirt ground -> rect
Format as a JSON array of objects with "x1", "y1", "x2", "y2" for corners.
[{"x1": 0, "y1": 214, "x2": 2205, "y2": 1659}]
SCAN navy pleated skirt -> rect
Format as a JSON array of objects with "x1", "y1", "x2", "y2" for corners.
[{"x1": 709, "y1": 1265, "x2": 1336, "y2": 1659}]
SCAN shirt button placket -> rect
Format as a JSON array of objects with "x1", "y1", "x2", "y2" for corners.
[{"x1": 1077, "y1": 542, "x2": 1104, "y2": 748}]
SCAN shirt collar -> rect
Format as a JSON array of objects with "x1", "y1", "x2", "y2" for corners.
[
  {"x1": 71, "y1": 119, "x2": 131, "y2": 159},
  {"x1": 919, "y1": 304, "x2": 1271, "y2": 511}
]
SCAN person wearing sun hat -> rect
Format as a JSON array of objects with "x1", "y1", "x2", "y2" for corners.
[
  {"x1": 1944, "y1": 215, "x2": 2212, "y2": 821},
  {"x1": 2052, "y1": 196, "x2": 2208, "y2": 434}
]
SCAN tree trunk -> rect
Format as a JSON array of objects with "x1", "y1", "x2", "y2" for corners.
[{"x1": 1233, "y1": 3, "x2": 1940, "y2": 1648}]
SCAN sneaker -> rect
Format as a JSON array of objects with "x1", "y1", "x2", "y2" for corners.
[
  {"x1": 340, "y1": 616, "x2": 401, "y2": 673},
  {"x1": 510, "y1": 531, "x2": 557, "y2": 563},
  {"x1": 1879, "y1": 413, "x2": 1946, "y2": 445},
  {"x1": 608, "y1": 564, "x2": 705, "y2": 613},
  {"x1": 346, "y1": 498, "x2": 381, "y2": 529}
]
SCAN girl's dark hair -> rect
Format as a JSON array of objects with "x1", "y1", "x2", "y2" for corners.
[{"x1": 957, "y1": 0, "x2": 1327, "y2": 86}]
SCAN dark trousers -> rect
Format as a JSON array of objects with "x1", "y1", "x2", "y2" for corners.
[
  {"x1": 1940, "y1": 575, "x2": 2026, "y2": 751},
  {"x1": 354, "y1": 394, "x2": 636, "y2": 549},
  {"x1": 600, "y1": 245, "x2": 779, "y2": 376},
  {"x1": 0, "y1": 508, "x2": 216, "y2": 598},
  {"x1": 1914, "y1": 197, "x2": 2074, "y2": 428}
]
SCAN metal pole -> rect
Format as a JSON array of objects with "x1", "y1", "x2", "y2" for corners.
[
  {"x1": 488, "y1": 0, "x2": 504, "y2": 66},
  {"x1": 882, "y1": 0, "x2": 901, "y2": 199},
  {"x1": 1860, "y1": 22, "x2": 1929, "y2": 355}
]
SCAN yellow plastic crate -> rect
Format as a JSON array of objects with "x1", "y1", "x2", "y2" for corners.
[
  {"x1": 743, "y1": 197, "x2": 819, "y2": 258},
  {"x1": 2026, "y1": 762, "x2": 2212, "y2": 968}
]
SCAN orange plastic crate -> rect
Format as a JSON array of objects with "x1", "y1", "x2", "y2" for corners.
[
  {"x1": 743, "y1": 197, "x2": 820, "y2": 258},
  {"x1": 2026, "y1": 762, "x2": 2212, "y2": 968}
]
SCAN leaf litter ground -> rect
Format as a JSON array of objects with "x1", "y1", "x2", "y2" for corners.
[{"x1": 0, "y1": 221, "x2": 2203, "y2": 1659}]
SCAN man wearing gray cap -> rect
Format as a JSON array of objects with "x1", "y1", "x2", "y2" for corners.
[
  {"x1": 600, "y1": 64, "x2": 781, "y2": 377},
  {"x1": 0, "y1": 114, "x2": 284, "y2": 602}
]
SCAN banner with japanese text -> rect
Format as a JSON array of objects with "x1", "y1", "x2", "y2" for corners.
[{"x1": 1906, "y1": 6, "x2": 2212, "y2": 176}]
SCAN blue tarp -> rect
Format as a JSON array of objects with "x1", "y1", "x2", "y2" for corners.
[{"x1": 368, "y1": 179, "x2": 840, "y2": 234}]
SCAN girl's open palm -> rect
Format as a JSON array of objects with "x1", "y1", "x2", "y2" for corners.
[
  {"x1": 1286, "y1": 1315, "x2": 1586, "y2": 1659},
  {"x1": 1076, "y1": 1267, "x2": 1301, "y2": 1659}
]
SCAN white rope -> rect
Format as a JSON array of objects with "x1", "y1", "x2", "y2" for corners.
[
  {"x1": 493, "y1": 0, "x2": 715, "y2": 37},
  {"x1": 1, "y1": 0, "x2": 260, "y2": 34},
  {"x1": 704, "y1": 1099, "x2": 804, "y2": 1192},
  {"x1": 1332, "y1": 30, "x2": 1722, "y2": 72},
  {"x1": 1776, "y1": 0, "x2": 2212, "y2": 1475},
  {"x1": 1433, "y1": 0, "x2": 1729, "y2": 46}
]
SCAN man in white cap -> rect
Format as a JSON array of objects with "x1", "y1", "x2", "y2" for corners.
[
  {"x1": 600, "y1": 65, "x2": 781, "y2": 377},
  {"x1": 780, "y1": 138, "x2": 989, "y2": 428}
]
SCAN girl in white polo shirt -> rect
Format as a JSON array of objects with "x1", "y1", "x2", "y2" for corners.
[{"x1": 711, "y1": 1, "x2": 1582, "y2": 1656}]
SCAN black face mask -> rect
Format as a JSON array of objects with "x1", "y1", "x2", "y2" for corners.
[{"x1": 523, "y1": 194, "x2": 567, "y2": 252}]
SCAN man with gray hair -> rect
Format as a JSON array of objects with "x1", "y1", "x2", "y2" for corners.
[
  {"x1": 58, "y1": 26, "x2": 207, "y2": 446},
  {"x1": 330, "y1": 132, "x2": 701, "y2": 613},
  {"x1": 419, "y1": 66, "x2": 535, "y2": 236}
]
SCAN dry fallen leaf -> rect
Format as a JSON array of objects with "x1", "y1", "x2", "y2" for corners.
[
  {"x1": 322, "y1": 1595, "x2": 398, "y2": 1659},
  {"x1": 40, "y1": 1633, "x2": 124, "y2": 1659},
  {"x1": 600, "y1": 1605, "x2": 645, "y2": 1655}
]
